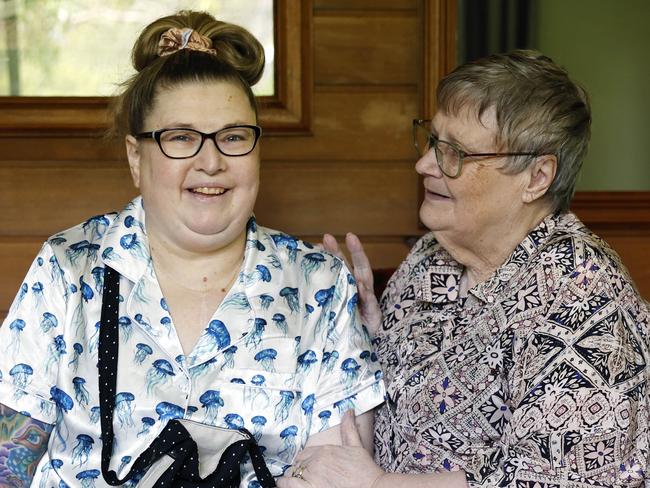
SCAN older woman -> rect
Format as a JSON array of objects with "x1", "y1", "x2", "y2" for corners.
[
  {"x1": 0, "y1": 10, "x2": 383, "y2": 487},
  {"x1": 279, "y1": 50, "x2": 649, "y2": 487}
]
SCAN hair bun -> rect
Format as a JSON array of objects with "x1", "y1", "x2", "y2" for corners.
[{"x1": 131, "y1": 10, "x2": 265, "y2": 86}]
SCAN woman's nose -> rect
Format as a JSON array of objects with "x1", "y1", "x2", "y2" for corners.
[
  {"x1": 194, "y1": 137, "x2": 226, "y2": 173},
  {"x1": 415, "y1": 148, "x2": 443, "y2": 177}
]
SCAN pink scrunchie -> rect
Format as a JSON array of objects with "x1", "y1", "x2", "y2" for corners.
[{"x1": 158, "y1": 27, "x2": 218, "y2": 57}]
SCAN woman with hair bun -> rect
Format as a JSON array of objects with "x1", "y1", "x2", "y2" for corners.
[{"x1": 0, "y1": 11, "x2": 384, "y2": 487}]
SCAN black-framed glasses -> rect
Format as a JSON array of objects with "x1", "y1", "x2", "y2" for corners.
[
  {"x1": 135, "y1": 125, "x2": 262, "y2": 159},
  {"x1": 413, "y1": 119, "x2": 538, "y2": 178}
]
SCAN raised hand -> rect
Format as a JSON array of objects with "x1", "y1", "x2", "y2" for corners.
[{"x1": 322, "y1": 233, "x2": 381, "y2": 336}]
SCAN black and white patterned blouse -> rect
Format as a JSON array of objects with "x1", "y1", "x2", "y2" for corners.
[{"x1": 374, "y1": 211, "x2": 649, "y2": 487}]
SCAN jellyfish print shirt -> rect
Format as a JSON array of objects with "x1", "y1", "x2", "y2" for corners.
[{"x1": 0, "y1": 196, "x2": 386, "y2": 487}]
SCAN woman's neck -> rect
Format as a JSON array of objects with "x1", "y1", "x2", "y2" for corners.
[
  {"x1": 148, "y1": 230, "x2": 246, "y2": 294},
  {"x1": 438, "y1": 204, "x2": 552, "y2": 291}
]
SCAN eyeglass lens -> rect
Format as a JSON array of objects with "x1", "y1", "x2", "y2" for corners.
[
  {"x1": 414, "y1": 123, "x2": 460, "y2": 176},
  {"x1": 159, "y1": 127, "x2": 257, "y2": 158}
]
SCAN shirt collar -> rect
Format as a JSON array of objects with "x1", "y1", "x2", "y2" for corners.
[{"x1": 418, "y1": 212, "x2": 569, "y2": 305}]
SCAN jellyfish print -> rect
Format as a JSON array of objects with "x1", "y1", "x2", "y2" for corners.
[
  {"x1": 101, "y1": 246, "x2": 121, "y2": 263},
  {"x1": 326, "y1": 310, "x2": 340, "y2": 344},
  {"x1": 65, "y1": 241, "x2": 92, "y2": 265},
  {"x1": 120, "y1": 233, "x2": 148, "y2": 261},
  {"x1": 359, "y1": 350, "x2": 372, "y2": 366},
  {"x1": 333, "y1": 394, "x2": 357, "y2": 415},
  {"x1": 294, "y1": 336, "x2": 301, "y2": 355},
  {"x1": 45, "y1": 335, "x2": 67, "y2": 375},
  {"x1": 270, "y1": 234, "x2": 299, "y2": 262},
  {"x1": 49, "y1": 235, "x2": 67, "y2": 246},
  {"x1": 303, "y1": 303, "x2": 314, "y2": 320},
  {"x1": 145, "y1": 359, "x2": 176, "y2": 396},
  {"x1": 118, "y1": 455, "x2": 132, "y2": 474},
  {"x1": 90, "y1": 266, "x2": 104, "y2": 293},
  {"x1": 222, "y1": 292, "x2": 251, "y2": 311},
  {"x1": 274, "y1": 391, "x2": 295, "y2": 423},
  {"x1": 49, "y1": 256, "x2": 65, "y2": 284},
  {"x1": 133, "y1": 343, "x2": 153, "y2": 366},
  {"x1": 300, "y1": 394, "x2": 316, "y2": 444},
  {"x1": 258, "y1": 294, "x2": 274, "y2": 310},
  {"x1": 186, "y1": 405, "x2": 198, "y2": 420},
  {"x1": 220, "y1": 345, "x2": 237, "y2": 370},
  {"x1": 297, "y1": 350, "x2": 318, "y2": 377},
  {"x1": 9, "y1": 363, "x2": 33, "y2": 399},
  {"x1": 10, "y1": 283, "x2": 28, "y2": 314},
  {"x1": 300, "y1": 253, "x2": 326, "y2": 283},
  {"x1": 39, "y1": 458, "x2": 63, "y2": 488},
  {"x1": 8, "y1": 319, "x2": 25, "y2": 358},
  {"x1": 280, "y1": 287, "x2": 300, "y2": 314},
  {"x1": 248, "y1": 374, "x2": 270, "y2": 409},
  {"x1": 160, "y1": 316, "x2": 172, "y2": 337},
  {"x1": 254, "y1": 348, "x2": 277, "y2": 373},
  {"x1": 50, "y1": 386, "x2": 73, "y2": 449},
  {"x1": 194, "y1": 320, "x2": 231, "y2": 357},
  {"x1": 71, "y1": 434, "x2": 94, "y2": 467},
  {"x1": 75, "y1": 469, "x2": 100, "y2": 488},
  {"x1": 372, "y1": 370, "x2": 383, "y2": 395},
  {"x1": 199, "y1": 390, "x2": 224, "y2": 425},
  {"x1": 134, "y1": 313, "x2": 158, "y2": 337},
  {"x1": 340, "y1": 358, "x2": 361, "y2": 390},
  {"x1": 40, "y1": 312, "x2": 59, "y2": 333},
  {"x1": 124, "y1": 215, "x2": 145, "y2": 233},
  {"x1": 245, "y1": 264, "x2": 272, "y2": 287},
  {"x1": 191, "y1": 357, "x2": 218, "y2": 385},
  {"x1": 271, "y1": 313, "x2": 288, "y2": 335},
  {"x1": 251, "y1": 415, "x2": 267, "y2": 442},
  {"x1": 88, "y1": 406, "x2": 100, "y2": 425},
  {"x1": 115, "y1": 392, "x2": 136, "y2": 429},
  {"x1": 314, "y1": 286, "x2": 336, "y2": 332},
  {"x1": 223, "y1": 413, "x2": 244, "y2": 430},
  {"x1": 87, "y1": 322, "x2": 101, "y2": 354},
  {"x1": 245, "y1": 318, "x2": 266, "y2": 349},
  {"x1": 72, "y1": 377, "x2": 90, "y2": 407},
  {"x1": 137, "y1": 417, "x2": 155, "y2": 437},
  {"x1": 155, "y1": 401, "x2": 185, "y2": 422},
  {"x1": 267, "y1": 253, "x2": 282, "y2": 270},
  {"x1": 119, "y1": 316, "x2": 133, "y2": 343},
  {"x1": 82, "y1": 214, "x2": 110, "y2": 239},
  {"x1": 318, "y1": 410, "x2": 331, "y2": 432},
  {"x1": 278, "y1": 425, "x2": 298, "y2": 460},
  {"x1": 322, "y1": 350, "x2": 339, "y2": 374},
  {"x1": 246, "y1": 238, "x2": 266, "y2": 252}
]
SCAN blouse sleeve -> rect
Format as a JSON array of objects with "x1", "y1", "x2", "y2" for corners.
[
  {"x1": 466, "y1": 253, "x2": 649, "y2": 486},
  {"x1": 307, "y1": 263, "x2": 386, "y2": 437},
  {"x1": 0, "y1": 243, "x2": 69, "y2": 425}
]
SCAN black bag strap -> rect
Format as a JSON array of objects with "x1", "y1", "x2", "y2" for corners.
[{"x1": 98, "y1": 265, "x2": 276, "y2": 487}]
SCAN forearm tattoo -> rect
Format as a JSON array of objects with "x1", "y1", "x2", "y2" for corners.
[{"x1": 0, "y1": 403, "x2": 52, "y2": 488}]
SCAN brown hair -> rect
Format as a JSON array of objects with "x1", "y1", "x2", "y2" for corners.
[
  {"x1": 437, "y1": 50, "x2": 591, "y2": 212},
  {"x1": 110, "y1": 10, "x2": 265, "y2": 139}
]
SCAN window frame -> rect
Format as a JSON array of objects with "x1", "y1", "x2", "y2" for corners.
[{"x1": 0, "y1": 0, "x2": 312, "y2": 136}]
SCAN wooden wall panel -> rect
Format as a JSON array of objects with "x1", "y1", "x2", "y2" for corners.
[{"x1": 314, "y1": 14, "x2": 419, "y2": 85}]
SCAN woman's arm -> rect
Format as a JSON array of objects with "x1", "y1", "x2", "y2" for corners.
[
  {"x1": 278, "y1": 411, "x2": 468, "y2": 488},
  {"x1": 0, "y1": 403, "x2": 52, "y2": 488},
  {"x1": 303, "y1": 410, "x2": 374, "y2": 454}
]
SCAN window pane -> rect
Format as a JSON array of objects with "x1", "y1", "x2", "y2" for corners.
[{"x1": 0, "y1": 0, "x2": 274, "y2": 96}]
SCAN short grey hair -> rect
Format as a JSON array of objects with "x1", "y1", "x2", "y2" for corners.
[{"x1": 437, "y1": 50, "x2": 591, "y2": 212}]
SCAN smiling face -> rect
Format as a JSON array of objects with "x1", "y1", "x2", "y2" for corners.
[
  {"x1": 125, "y1": 80, "x2": 259, "y2": 254},
  {"x1": 416, "y1": 107, "x2": 533, "y2": 249}
]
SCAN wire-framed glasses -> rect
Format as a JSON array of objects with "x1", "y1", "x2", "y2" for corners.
[
  {"x1": 412, "y1": 119, "x2": 538, "y2": 178},
  {"x1": 135, "y1": 125, "x2": 262, "y2": 159}
]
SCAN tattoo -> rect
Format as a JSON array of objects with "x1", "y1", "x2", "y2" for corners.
[{"x1": 0, "y1": 403, "x2": 52, "y2": 488}]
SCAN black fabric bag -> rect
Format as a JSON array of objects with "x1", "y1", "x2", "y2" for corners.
[{"x1": 98, "y1": 265, "x2": 276, "y2": 488}]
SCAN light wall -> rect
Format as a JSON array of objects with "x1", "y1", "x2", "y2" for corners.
[{"x1": 535, "y1": 0, "x2": 650, "y2": 190}]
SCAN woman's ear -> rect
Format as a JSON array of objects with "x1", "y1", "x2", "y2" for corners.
[
  {"x1": 125, "y1": 135, "x2": 142, "y2": 189},
  {"x1": 523, "y1": 154, "x2": 557, "y2": 204}
]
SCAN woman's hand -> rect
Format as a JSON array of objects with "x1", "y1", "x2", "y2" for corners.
[
  {"x1": 277, "y1": 410, "x2": 386, "y2": 488},
  {"x1": 322, "y1": 233, "x2": 382, "y2": 336}
]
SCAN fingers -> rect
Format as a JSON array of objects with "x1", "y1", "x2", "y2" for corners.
[
  {"x1": 340, "y1": 410, "x2": 363, "y2": 447},
  {"x1": 322, "y1": 233, "x2": 344, "y2": 260},
  {"x1": 345, "y1": 233, "x2": 374, "y2": 289}
]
